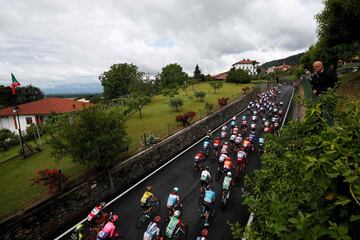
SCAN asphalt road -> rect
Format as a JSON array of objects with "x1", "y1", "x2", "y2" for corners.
[{"x1": 59, "y1": 85, "x2": 294, "y2": 240}]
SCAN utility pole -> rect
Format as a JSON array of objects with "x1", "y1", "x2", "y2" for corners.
[{"x1": 13, "y1": 106, "x2": 25, "y2": 158}]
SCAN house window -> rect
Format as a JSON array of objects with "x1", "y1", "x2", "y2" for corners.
[{"x1": 26, "y1": 117, "x2": 33, "y2": 125}]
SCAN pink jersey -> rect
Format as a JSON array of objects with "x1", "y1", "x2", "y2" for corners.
[{"x1": 101, "y1": 222, "x2": 116, "y2": 238}]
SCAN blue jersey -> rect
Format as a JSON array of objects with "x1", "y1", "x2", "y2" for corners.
[
  {"x1": 167, "y1": 193, "x2": 178, "y2": 207},
  {"x1": 259, "y1": 138, "x2": 265, "y2": 144},
  {"x1": 204, "y1": 190, "x2": 215, "y2": 204},
  {"x1": 203, "y1": 140, "x2": 210, "y2": 149},
  {"x1": 249, "y1": 134, "x2": 256, "y2": 142}
]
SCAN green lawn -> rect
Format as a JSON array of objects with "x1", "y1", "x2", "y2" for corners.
[
  {"x1": 0, "y1": 145, "x2": 86, "y2": 220},
  {"x1": 0, "y1": 82, "x2": 253, "y2": 220},
  {"x1": 125, "y1": 82, "x2": 253, "y2": 154}
]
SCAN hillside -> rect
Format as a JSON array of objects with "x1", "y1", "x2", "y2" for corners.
[{"x1": 260, "y1": 52, "x2": 304, "y2": 68}]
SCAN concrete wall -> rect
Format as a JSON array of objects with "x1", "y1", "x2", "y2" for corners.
[{"x1": 0, "y1": 89, "x2": 261, "y2": 240}]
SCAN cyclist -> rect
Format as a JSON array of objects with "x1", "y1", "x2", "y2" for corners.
[
  {"x1": 250, "y1": 122, "x2": 256, "y2": 133},
  {"x1": 236, "y1": 149, "x2": 247, "y2": 173},
  {"x1": 140, "y1": 186, "x2": 155, "y2": 217},
  {"x1": 223, "y1": 157, "x2": 234, "y2": 174},
  {"x1": 165, "y1": 210, "x2": 182, "y2": 239},
  {"x1": 230, "y1": 116, "x2": 236, "y2": 128},
  {"x1": 220, "y1": 142, "x2": 229, "y2": 154},
  {"x1": 213, "y1": 137, "x2": 222, "y2": 151},
  {"x1": 234, "y1": 134, "x2": 242, "y2": 151},
  {"x1": 221, "y1": 125, "x2": 228, "y2": 132},
  {"x1": 206, "y1": 130, "x2": 212, "y2": 140},
  {"x1": 196, "y1": 229, "x2": 209, "y2": 240},
  {"x1": 167, "y1": 187, "x2": 181, "y2": 216},
  {"x1": 200, "y1": 167, "x2": 211, "y2": 189},
  {"x1": 203, "y1": 138, "x2": 211, "y2": 155},
  {"x1": 194, "y1": 151, "x2": 206, "y2": 172},
  {"x1": 220, "y1": 129, "x2": 227, "y2": 139},
  {"x1": 229, "y1": 133, "x2": 236, "y2": 146},
  {"x1": 259, "y1": 137, "x2": 265, "y2": 150},
  {"x1": 241, "y1": 115, "x2": 247, "y2": 121},
  {"x1": 87, "y1": 202, "x2": 107, "y2": 226},
  {"x1": 96, "y1": 215, "x2": 119, "y2": 240},
  {"x1": 143, "y1": 216, "x2": 161, "y2": 240},
  {"x1": 243, "y1": 137, "x2": 251, "y2": 152},
  {"x1": 232, "y1": 125, "x2": 239, "y2": 135},
  {"x1": 202, "y1": 186, "x2": 216, "y2": 227},
  {"x1": 222, "y1": 172, "x2": 234, "y2": 200}
]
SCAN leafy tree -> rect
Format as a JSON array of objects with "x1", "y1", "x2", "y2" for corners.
[
  {"x1": 47, "y1": 106, "x2": 129, "y2": 192},
  {"x1": 180, "y1": 81, "x2": 189, "y2": 96},
  {"x1": 175, "y1": 111, "x2": 196, "y2": 127},
  {"x1": 227, "y1": 67, "x2": 251, "y2": 84},
  {"x1": 31, "y1": 169, "x2": 67, "y2": 192},
  {"x1": 126, "y1": 95, "x2": 151, "y2": 118},
  {"x1": 194, "y1": 91, "x2": 206, "y2": 101},
  {"x1": 0, "y1": 129, "x2": 16, "y2": 152},
  {"x1": 193, "y1": 64, "x2": 205, "y2": 81},
  {"x1": 160, "y1": 64, "x2": 188, "y2": 96},
  {"x1": 15, "y1": 85, "x2": 44, "y2": 105},
  {"x1": 204, "y1": 102, "x2": 214, "y2": 114},
  {"x1": 168, "y1": 98, "x2": 184, "y2": 112},
  {"x1": 233, "y1": 92, "x2": 360, "y2": 239},
  {"x1": 0, "y1": 85, "x2": 14, "y2": 108},
  {"x1": 218, "y1": 97, "x2": 229, "y2": 107},
  {"x1": 209, "y1": 81, "x2": 223, "y2": 93},
  {"x1": 100, "y1": 63, "x2": 144, "y2": 100}
]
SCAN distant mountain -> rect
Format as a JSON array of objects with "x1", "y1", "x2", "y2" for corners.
[
  {"x1": 260, "y1": 52, "x2": 304, "y2": 69},
  {"x1": 43, "y1": 82, "x2": 103, "y2": 95}
]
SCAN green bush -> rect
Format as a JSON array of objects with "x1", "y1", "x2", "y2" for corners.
[{"x1": 168, "y1": 98, "x2": 184, "y2": 112}]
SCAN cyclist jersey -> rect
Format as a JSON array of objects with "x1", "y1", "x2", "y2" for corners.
[
  {"x1": 223, "y1": 176, "x2": 232, "y2": 190},
  {"x1": 272, "y1": 117, "x2": 276, "y2": 123},
  {"x1": 274, "y1": 122, "x2": 279, "y2": 127},
  {"x1": 235, "y1": 136, "x2": 242, "y2": 144},
  {"x1": 259, "y1": 138, "x2": 265, "y2": 144},
  {"x1": 204, "y1": 190, "x2": 215, "y2": 204},
  {"x1": 196, "y1": 237, "x2": 206, "y2": 240},
  {"x1": 264, "y1": 127, "x2": 270, "y2": 133},
  {"x1": 203, "y1": 141, "x2": 210, "y2": 149},
  {"x1": 221, "y1": 126, "x2": 227, "y2": 131},
  {"x1": 229, "y1": 134, "x2": 236, "y2": 141},
  {"x1": 201, "y1": 170, "x2": 211, "y2": 181},
  {"x1": 243, "y1": 140, "x2": 251, "y2": 148},
  {"x1": 252, "y1": 116, "x2": 257, "y2": 121},
  {"x1": 98, "y1": 221, "x2": 116, "y2": 239},
  {"x1": 141, "y1": 191, "x2": 154, "y2": 204},
  {"x1": 224, "y1": 160, "x2": 233, "y2": 169},
  {"x1": 167, "y1": 193, "x2": 179, "y2": 207},
  {"x1": 221, "y1": 131, "x2": 227, "y2": 138},
  {"x1": 144, "y1": 222, "x2": 160, "y2": 240},
  {"x1": 166, "y1": 216, "x2": 180, "y2": 238},
  {"x1": 87, "y1": 205, "x2": 102, "y2": 221},
  {"x1": 237, "y1": 151, "x2": 246, "y2": 160},
  {"x1": 213, "y1": 139, "x2": 221, "y2": 148},
  {"x1": 232, "y1": 127, "x2": 239, "y2": 134},
  {"x1": 241, "y1": 120, "x2": 247, "y2": 126},
  {"x1": 249, "y1": 134, "x2": 256, "y2": 142},
  {"x1": 220, "y1": 144, "x2": 228, "y2": 154},
  {"x1": 219, "y1": 154, "x2": 227, "y2": 163},
  {"x1": 250, "y1": 123, "x2": 256, "y2": 129}
]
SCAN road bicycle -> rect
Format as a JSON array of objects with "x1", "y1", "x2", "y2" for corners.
[
  {"x1": 221, "y1": 189, "x2": 231, "y2": 209},
  {"x1": 136, "y1": 198, "x2": 161, "y2": 229}
]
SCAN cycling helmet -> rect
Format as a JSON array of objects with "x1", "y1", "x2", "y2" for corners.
[
  {"x1": 111, "y1": 215, "x2": 119, "y2": 222},
  {"x1": 174, "y1": 210, "x2": 181, "y2": 217},
  {"x1": 206, "y1": 166, "x2": 210, "y2": 170},
  {"x1": 202, "y1": 229, "x2": 209, "y2": 237},
  {"x1": 227, "y1": 172, "x2": 232, "y2": 176},
  {"x1": 232, "y1": 116, "x2": 236, "y2": 120},
  {"x1": 100, "y1": 202, "x2": 106, "y2": 208},
  {"x1": 224, "y1": 141, "x2": 228, "y2": 145},
  {"x1": 208, "y1": 129, "x2": 211, "y2": 133},
  {"x1": 154, "y1": 215, "x2": 161, "y2": 223},
  {"x1": 146, "y1": 186, "x2": 152, "y2": 192},
  {"x1": 75, "y1": 223, "x2": 84, "y2": 231},
  {"x1": 173, "y1": 187, "x2": 179, "y2": 192}
]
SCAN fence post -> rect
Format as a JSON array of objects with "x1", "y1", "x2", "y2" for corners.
[{"x1": 143, "y1": 133, "x2": 147, "y2": 149}]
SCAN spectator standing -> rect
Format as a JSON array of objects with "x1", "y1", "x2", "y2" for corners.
[{"x1": 310, "y1": 61, "x2": 338, "y2": 96}]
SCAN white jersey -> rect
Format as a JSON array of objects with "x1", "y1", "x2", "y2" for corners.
[
  {"x1": 229, "y1": 134, "x2": 236, "y2": 141},
  {"x1": 251, "y1": 123, "x2": 256, "y2": 129},
  {"x1": 221, "y1": 126, "x2": 228, "y2": 131},
  {"x1": 221, "y1": 145, "x2": 229, "y2": 154},
  {"x1": 144, "y1": 222, "x2": 160, "y2": 240},
  {"x1": 221, "y1": 131, "x2": 227, "y2": 138},
  {"x1": 219, "y1": 153, "x2": 227, "y2": 163},
  {"x1": 201, "y1": 170, "x2": 211, "y2": 181},
  {"x1": 235, "y1": 136, "x2": 242, "y2": 144}
]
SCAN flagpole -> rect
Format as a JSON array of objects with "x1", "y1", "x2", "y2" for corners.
[{"x1": 13, "y1": 106, "x2": 25, "y2": 158}]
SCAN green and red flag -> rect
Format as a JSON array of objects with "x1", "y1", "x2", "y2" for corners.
[{"x1": 11, "y1": 73, "x2": 21, "y2": 95}]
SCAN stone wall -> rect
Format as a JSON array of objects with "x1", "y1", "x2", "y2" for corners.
[{"x1": 0, "y1": 89, "x2": 260, "y2": 240}]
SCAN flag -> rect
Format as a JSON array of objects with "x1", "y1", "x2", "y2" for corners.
[{"x1": 11, "y1": 73, "x2": 21, "y2": 95}]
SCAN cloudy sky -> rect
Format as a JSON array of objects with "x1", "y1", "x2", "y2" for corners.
[{"x1": 0, "y1": 0, "x2": 323, "y2": 89}]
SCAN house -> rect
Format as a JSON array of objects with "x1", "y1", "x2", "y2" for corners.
[
  {"x1": 0, "y1": 98, "x2": 93, "y2": 133},
  {"x1": 232, "y1": 59, "x2": 259, "y2": 75},
  {"x1": 212, "y1": 71, "x2": 229, "y2": 81},
  {"x1": 266, "y1": 63, "x2": 292, "y2": 74}
]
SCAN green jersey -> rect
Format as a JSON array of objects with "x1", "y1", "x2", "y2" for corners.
[
  {"x1": 166, "y1": 216, "x2": 179, "y2": 238},
  {"x1": 223, "y1": 176, "x2": 232, "y2": 190}
]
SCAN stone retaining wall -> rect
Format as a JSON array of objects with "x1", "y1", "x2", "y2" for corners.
[{"x1": 1, "y1": 89, "x2": 261, "y2": 240}]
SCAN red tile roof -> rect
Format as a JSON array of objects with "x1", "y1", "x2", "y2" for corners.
[
  {"x1": 212, "y1": 71, "x2": 229, "y2": 80},
  {"x1": 232, "y1": 59, "x2": 258, "y2": 65},
  {"x1": 0, "y1": 98, "x2": 93, "y2": 116}
]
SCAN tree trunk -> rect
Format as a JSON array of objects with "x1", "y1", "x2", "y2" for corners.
[
  {"x1": 107, "y1": 169, "x2": 115, "y2": 193},
  {"x1": 139, "y1": 107, "x2": 143, "y2": 118}
]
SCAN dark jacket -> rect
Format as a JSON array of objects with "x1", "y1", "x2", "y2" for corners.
[{"x1": 310, "y1": 68, "x2": 338, "y2": 95}]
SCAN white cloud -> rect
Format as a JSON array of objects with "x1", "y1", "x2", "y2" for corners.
[{"x1": 0, "y1": 0, "x2": 323, "y2": 88}]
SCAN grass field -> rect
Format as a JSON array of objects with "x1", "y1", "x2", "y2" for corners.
[{"x1": 0, "y1": 82, "x2": 252, "y2": 220}]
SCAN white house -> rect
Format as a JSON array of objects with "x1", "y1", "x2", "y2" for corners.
[
  {"x1": 232, "y1": 59, "x2": 259, "y2": 75},
  {"x1": 0, "y1": 98, "x2": 93, "y2": 133}
]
